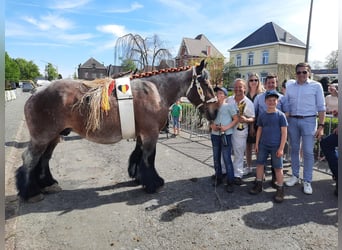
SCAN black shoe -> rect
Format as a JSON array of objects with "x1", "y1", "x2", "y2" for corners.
[
  {"x1": 226, "y1": 183, "x2": 234, "y2": 193},
  {"x1": 212, "y1": 177, "x2": 222, "y2": 187},
  {"x1": 274, "y1": 185, "x2": 284, "y2": 203},
  {"x1": 249, "y1": 181, "x2": 263, "y2": 195},
  {"x1": 234, "y1": 177, "x2": 243, "y2": 186}
]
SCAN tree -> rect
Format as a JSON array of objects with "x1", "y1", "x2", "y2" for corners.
[
  {"x1": 222, "y1": 60, "x2": 239, "y2": 88},
  {"x1": 325, "y1": 50, "x2": 338, "y2": 69},
  {"x1": 5, "y1": 52, "x2": 20, "y2": 83},
  {"x1": 45, "y1": 63, "x2": 59, "y2": 81},
  {"x1": 114, "y1": 33, "x2": 172, "y2": 72},
  {"x1": 205, "y1": 57, "x2": 225, "y2": 87},
  {"x1": 14, "y1": 58, "x2": 40, "y2": 80},
  {"x1": 121, "y1": 58, "x2": 136, "y2": 71}
]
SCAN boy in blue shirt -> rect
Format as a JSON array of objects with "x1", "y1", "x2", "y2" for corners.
[{"x1": 249, "y1": 90, "x2": 288, "y2": 203}]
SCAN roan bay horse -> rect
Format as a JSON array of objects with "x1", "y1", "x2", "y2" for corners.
[{"x1": 16, "y1": 60, "x2": 218, "y2": 202}]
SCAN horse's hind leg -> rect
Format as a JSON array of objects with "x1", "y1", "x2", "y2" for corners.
[
  {"x1": 37, "y1": 137, "x2": 62, "y2": 194},
  {"x1": 16, "y1": 142, "x2": 46, "y2": 201}
]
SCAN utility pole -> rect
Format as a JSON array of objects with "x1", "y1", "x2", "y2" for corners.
[{"x1": 305, "y1": 0, "x2": 314, "y2": 62}]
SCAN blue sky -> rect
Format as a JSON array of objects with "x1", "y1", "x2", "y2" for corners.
[{"x1": 5, "y1": 0, "x2": 338, "y2": 79}]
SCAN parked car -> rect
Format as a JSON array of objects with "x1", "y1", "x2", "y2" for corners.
[{"x1": 22, "y1": 81, "x2": 36, "y2": 93}]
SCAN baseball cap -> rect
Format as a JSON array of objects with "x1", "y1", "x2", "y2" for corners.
[
  {"x1": 265, "y1": 90, "x2": 280, "y2": 99},
  {"x1": 214, "y1": 86, "x2": 228, "y2": 96}
]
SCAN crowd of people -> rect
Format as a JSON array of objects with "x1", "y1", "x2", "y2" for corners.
[{"x1": 207, "y1": 62, "x2": 338, "y2": 203}]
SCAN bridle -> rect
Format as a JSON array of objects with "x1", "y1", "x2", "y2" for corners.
[{"x1": 185, "y1": 66, "x2": 217, "y2": 109}]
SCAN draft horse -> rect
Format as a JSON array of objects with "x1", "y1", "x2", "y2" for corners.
[{"x1": 16, "y1": 60, "x2": 218, "y2": 202}]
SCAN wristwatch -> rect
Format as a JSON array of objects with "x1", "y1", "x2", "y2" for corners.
[{"x1": 318, "y1": 123, "x2": 325, "y2": 128}]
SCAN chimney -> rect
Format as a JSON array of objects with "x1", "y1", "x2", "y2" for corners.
[{"x1": 206, "y1": 46, "x2": 211, "y2": 56}]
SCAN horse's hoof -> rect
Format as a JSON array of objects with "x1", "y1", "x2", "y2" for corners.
[
  {"x1": 27, "y1": 193, "x2": 45, "y2": 203},
  {"x1": 41, "y1": 183, "x2": 62, "y2": 194}
]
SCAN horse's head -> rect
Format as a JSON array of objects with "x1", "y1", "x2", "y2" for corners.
[{"x1": 186, "y1": 60, "x2": 218, "y2": 121}]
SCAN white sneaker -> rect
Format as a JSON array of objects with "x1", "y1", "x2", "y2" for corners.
[
  {"x1": 303, "y1": 182, "x2": 313, "y2": 195},
  {"x1": 285, "y1": 175, "x2": 299, "y2": 187},
  {"x1": 243, "y1": 167, "x2": 252, "y2": 176}
]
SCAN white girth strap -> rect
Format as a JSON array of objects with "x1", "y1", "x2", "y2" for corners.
[{"x1": 116, "y1": 77, "x2": 136, "y2": 139}]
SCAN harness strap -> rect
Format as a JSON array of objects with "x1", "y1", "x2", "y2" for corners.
[{"x1": 116, "y1": 77, "x2": 136, "y2": 139}]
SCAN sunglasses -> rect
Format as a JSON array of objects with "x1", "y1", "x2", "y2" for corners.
[
  {"x1": 296, "y1": 71, "x2": 308, "y2": 75},
  {"x1": 249, "y1": 79, "x2": 258, "y2": 82}
]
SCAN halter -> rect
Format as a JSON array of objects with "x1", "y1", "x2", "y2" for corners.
[{"x1": 185, "y1": 66, "x2": 217, "y2": 108}]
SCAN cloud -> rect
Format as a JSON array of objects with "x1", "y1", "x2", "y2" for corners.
[
  {"x1": 105, "y1": 2, "x2": 143, "y2": 13},
  {"x1": 49, "y1": 0, "x2": 91, "y2": 10},
  {"x1": 97, "y1": 24, "x2": 127, "y2": 37},
  {"x1": 22, "y1": 13, "x2": 74, "y2": 31}
]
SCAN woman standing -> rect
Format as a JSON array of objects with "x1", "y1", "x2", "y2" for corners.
[{"x1": 245, "y1": 73, "x2": 265, "y2": 174}]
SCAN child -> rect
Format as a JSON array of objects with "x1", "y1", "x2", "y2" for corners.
[
  {"x1": 210, "y1": 87, "x2": 238, "y2": 193},
  {"x1": 249, "y1": 90, "x2": 288, "y2": 203},
  {"x1": 170, "y1": 99, "x2": 182, "y2": 137}
]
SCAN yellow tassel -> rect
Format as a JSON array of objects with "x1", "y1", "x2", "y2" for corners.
[{"x1": 101, "y1": 85, "x2": 110, "y2": 112}]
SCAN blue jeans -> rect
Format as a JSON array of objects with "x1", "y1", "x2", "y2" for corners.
[
  {"x1": 211, "y1": 134, "x2": 234, "y2": 182},
  {"x1": 288, "y1": 117, "x2": 316, "y2": 182},
  {"x1": 172, "y1": 116, "x2": 180, "y2": 128},
  {"x1": 320, "y1": 133, "x2": 338, "y2": 180}
]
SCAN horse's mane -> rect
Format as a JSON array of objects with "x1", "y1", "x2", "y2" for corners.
[
  {"x1": 75, "y1": 66, "x2": 192, "y2": 133},
  {"x1": 130, "y1": 66, "x2": 191, "y2": 79}
]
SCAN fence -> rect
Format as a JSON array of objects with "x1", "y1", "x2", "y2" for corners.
[{"x1": 172, "y1": 102, "x2": 333, "y2": 175}]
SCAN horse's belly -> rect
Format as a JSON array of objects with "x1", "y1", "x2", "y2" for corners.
[{"x1": 85, "y1": 135, "x2": 123, "y2": 144}]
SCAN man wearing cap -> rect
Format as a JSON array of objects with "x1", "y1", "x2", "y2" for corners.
[
  {"x1": 210, "y1": 86, "x2": 238, "y2": 193},
  {"x1": 283, "y1": 62, "x2": 326, "y2": 195},
  {"x1": 249, "y1": 90, "x2": 288, "y2": 203}
]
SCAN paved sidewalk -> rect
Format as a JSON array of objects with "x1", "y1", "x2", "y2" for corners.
[{"x1": 5, "y1": 93, "x2": 338, "y2": 249}]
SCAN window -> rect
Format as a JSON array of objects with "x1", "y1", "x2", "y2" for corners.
[
  {"x1": 262, "y1": 50, "x2": 269, "y2": 64},
  {"x1": 247, "y1": 52, "x2": 254, "y2": 66},
  {"x1": 260, "y1": 72, "x2": 268, "y2": 85},
  {"x1": 236, "y1": 54, "x2": 241, "y2": 67}
]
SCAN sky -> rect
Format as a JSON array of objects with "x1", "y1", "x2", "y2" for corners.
[{"x1": 5, "y1": 0, "x2": 339, "y2": 79}]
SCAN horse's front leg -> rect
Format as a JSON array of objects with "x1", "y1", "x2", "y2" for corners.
[
  {"x1": 16, "y1": 142, "x2": 46, "y2": 202},
  {"x1": 128, "y1": 137, "x2": 143, "y2": 183},
  {"x1": 139, "y1": 138, "x2": 164, "y2": 193}
]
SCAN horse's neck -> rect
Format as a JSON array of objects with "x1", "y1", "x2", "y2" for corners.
[{"x1": 147, "y1": 71, "x2": 192, "y2": 106}]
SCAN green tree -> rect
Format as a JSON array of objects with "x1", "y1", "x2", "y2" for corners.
[
  {"x1": 121, "y1": 58, "x2": 136, "y2": 71},
  {"x1": 5, "y1": 52, "x2": 20, "y2": 83},
  {"x1": 45, "y1": 63, "x2": 59, "y2": 81},
  {"x1": 14, "y1": 58, "x2": 40, "y2": 80},
  {"x1": 222, "y1": 60, "x2": 239, "y2": 88},
  {"x1": 325, "y1": 50, "x2": 338, "y2": 69}
]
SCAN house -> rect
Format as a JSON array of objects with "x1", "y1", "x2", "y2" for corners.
[
  {"x1": 175, "y1": 34, "x2": 224, "y2": 85},
  {"x1": 229, "y1": 22, "x2": 306, "y2": 84},
  {"x1": 78, "y1": 57, "x2": 107, "y2": 80},
  {"x1": 176, "y1": 34, "x2": 224, "y2": 67}
]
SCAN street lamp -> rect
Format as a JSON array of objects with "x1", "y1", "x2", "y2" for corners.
[{"x1": 305, "y1": 0, "x2": 314, "y2": 62}]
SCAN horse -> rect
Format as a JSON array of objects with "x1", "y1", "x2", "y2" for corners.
[{"x1": 16, "y1": 60, "x2": 219, "y2": 202}]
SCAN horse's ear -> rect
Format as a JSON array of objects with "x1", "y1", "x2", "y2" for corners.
[{"x1": 200, "y1": 60, "x2": 205, "y2": 69}]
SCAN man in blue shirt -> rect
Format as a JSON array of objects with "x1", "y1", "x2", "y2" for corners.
[{"x1": 283, "y1": 62, "x2": 326, "y2": 195}]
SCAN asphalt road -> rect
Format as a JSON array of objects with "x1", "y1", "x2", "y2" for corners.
[{"x1": 5, "y1": 88, "x2": 338, "y2": 250}]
